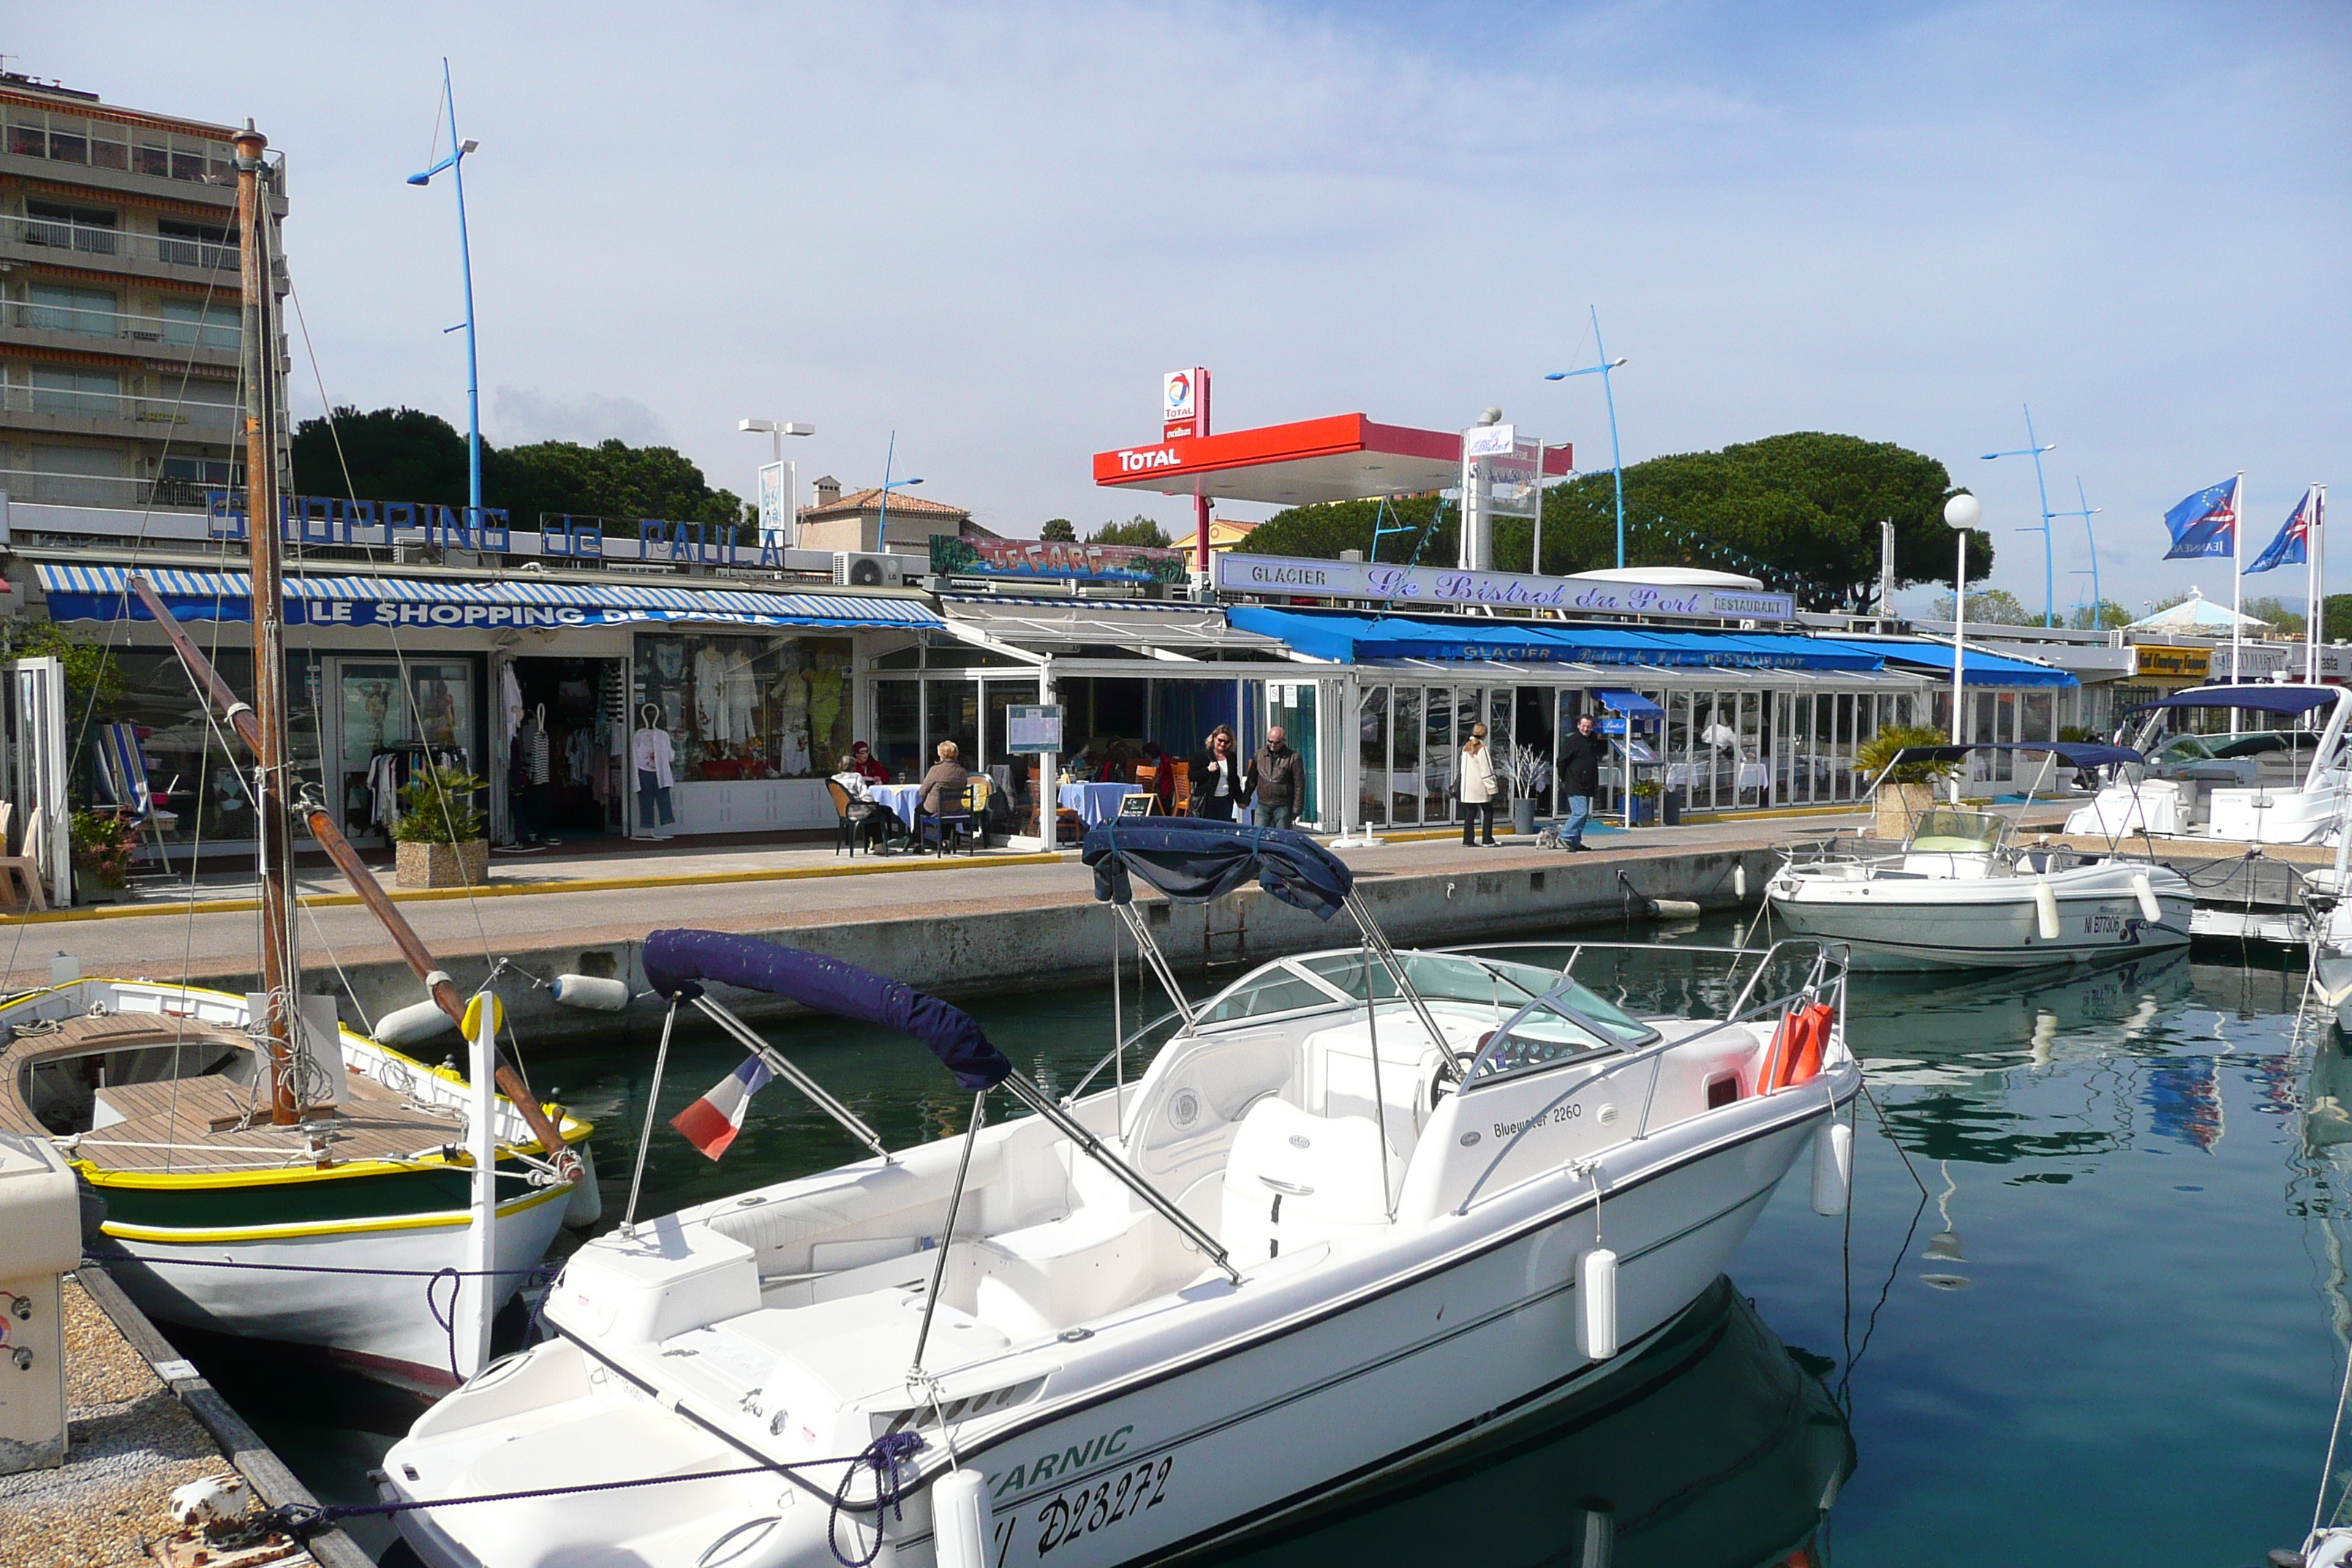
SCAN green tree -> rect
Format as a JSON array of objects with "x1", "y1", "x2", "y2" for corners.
[
  {"x1": 2068, "y1": 600, "x2": 2134, "y2": 630},
  {"x1": 0, "y1": 615, "x2": 127, "y2": 717},
  {"x1": 289, "y1": 407, "x2": 745, "y2": 529},
  {"x1": 1090, "y1": 514, "x2": 1172, "y2": 547},
  {"x1": 1929, "y1": 587, "x2": 2039, "y2": 625},
  {"x1": 2326, "y1": 594, "x2": 2352, "y2": 643},
  {"x1": 2242, "y1": 595, "x2": 2307, "y2": 638},
  {"x1": 1039, "y1": 518, "x2": 1077, "y2": 542},
  {"x1": 1237, "y1": 432, "x2": 1981, "y2": 611}
]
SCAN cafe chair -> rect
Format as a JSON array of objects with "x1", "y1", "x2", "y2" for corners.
[
  {"x1": 825, "y1": 778, "x2": 870, "y2": 859},
  {"x1": 0, "y1": 801, "x2": 47, "y2": 913},
  {"x1": 94, "y1": 722, "x2": 180, "y2": 877},
  {"x1": 922, "y1": 779, "x2": 981, "y2": 857}
]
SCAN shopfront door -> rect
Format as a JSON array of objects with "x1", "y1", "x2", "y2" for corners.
[{"x1": 4, "y1": 656, "x2": 72, "y2": 906}]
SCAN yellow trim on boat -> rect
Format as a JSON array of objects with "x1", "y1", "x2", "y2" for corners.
[{"x1": 97, "y1": 1177, "x2": 573, "y2": 1244}]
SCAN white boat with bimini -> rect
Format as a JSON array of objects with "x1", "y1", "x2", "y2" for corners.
[
  {"x1": 379, "y1": 818, "x2": 1858, "y2": 1568},
  {"x1": 1767, "y1": 741, "x2": 2193, "y2": 971},
  {"x1": 2068, "y1": 682, "x2": 2352, "y2": 848}
]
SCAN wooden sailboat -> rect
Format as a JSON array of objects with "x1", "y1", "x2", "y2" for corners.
[{"x1": 0, "y1": 121, "x2": 595, "y2": 1395}]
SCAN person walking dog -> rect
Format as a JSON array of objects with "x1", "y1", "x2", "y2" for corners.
[
  {"x1": 1557, "y1": 709, "x2": 1607, "y2": 852},
  {"x1": 1458, "y1": 723, "x2": 1499, "y2": 846}
]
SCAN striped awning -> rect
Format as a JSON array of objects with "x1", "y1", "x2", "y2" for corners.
[{"x1": 34, "y1": 564, "x2": 941, "y2": 631}]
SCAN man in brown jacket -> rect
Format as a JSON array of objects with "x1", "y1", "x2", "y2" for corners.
[{"x1": 1246, "y1": 727, "x2": 1305, "y2": 831}]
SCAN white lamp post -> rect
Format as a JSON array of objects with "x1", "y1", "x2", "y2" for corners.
[
  {"x1": 740, "y1": 418, "x2": 814, "y2": 547},
  {"x1": 1944, "y1": 493, "x2": 1981, "y2": 799}
]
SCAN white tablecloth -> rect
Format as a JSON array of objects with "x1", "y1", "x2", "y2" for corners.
[
  {"x1": 867, "y1": 783, "x2": 924, "y2": 823},
  {"x1": 1059, "y1": 781, "x2": 1137, "y2": 826}
]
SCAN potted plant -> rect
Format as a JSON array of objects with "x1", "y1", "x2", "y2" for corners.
[
  {"x1": 1629, "y1": 777, "x2": 1662, "y2": 826},
  {"x1": 1499, "y1": 745, "x2": 1545, "y2": 836},
  {"x1": 70, "y1": 809, "x2": 137, "y2": 902},
  {"x1": 1855, "y1": 723, "x2": 1961, "y2": 840},
  {"x1": 391, "y1": 766, "x2": 490, "y2": 889}
]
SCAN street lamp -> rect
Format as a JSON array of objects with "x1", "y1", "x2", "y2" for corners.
[
  {"x1": 1944, "y1": 494, "x2": 1982, "y2": 777},
  {"x1": 1545, "y1": 306, "x2": 1631, "y2": 568},
  {"x1": 406, "y1": 61, "x2": 484, "y2": 531},
  {"x1": 875, "y1": 431, "x2": 922, "y2": 551},
  {"x1": 740, "y1": 418, "x2": 814, "y2": 546}
]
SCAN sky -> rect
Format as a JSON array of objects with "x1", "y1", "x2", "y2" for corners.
[{"x1": 12, "y1": 1, "x2": 2345, "y2": 617}]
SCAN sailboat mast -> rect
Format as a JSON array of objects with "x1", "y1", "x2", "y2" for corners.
[{"x1": 235, "y1": 123, "x2": 299, "y2": 1126}]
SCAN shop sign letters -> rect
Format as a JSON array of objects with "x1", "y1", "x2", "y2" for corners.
[{"x1": 1215, "y1": 553, "x2": 1795, "y2": 622}]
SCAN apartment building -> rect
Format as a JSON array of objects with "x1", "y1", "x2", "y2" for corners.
[{"x1": 0, "y1": 69, "x2": 282, "y2": 516}]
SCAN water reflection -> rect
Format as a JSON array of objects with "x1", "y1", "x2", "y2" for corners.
[{"x1": 1209, "y1": 1278, "x2": 1852, "y2": 1568}]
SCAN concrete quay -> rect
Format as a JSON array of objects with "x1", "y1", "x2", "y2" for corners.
[
  {"x1": 0, "y1": 1267, "x2": 368, "y2": 1568},
  {"x1": 0, "y1": 813, "x2": 1931, "y2": 1047}
]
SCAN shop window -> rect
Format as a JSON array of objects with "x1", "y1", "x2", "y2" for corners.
[
  {"x1": 1392, "y1": 688, "x2": 1421, "y2": 824},
  {"x1": 926, "y1": 679, "x2": 979, "y2": 774},
  {"x1": 1269, "y1": 682, "x2": 1316, "y2": 821},
  {"x1": 1359, "y1": 685, "x2": 1389, "y2": 826},
  {"x1": 1422, "y1": 687, "x2": 1452, "y2": 823},
  {"x1": 633, "y1": 632, "x2": 851, "y2": 783},
  {"x1": 873, "y1": 679, "x2": 921, "y2": 780}
]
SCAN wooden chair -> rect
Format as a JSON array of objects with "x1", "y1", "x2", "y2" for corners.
[
  {"x1": 1170, "y1": 760, "x2": 1191, "y2": 814},
  {"x1": 0, "y1": 802, "x2": 48, "y2": 914},
  {"x1": 1030, "y1": 766, "x2": 1082, "y2": 845}
]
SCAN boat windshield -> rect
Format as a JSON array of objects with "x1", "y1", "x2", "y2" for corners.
[
  {"x1": 1463, "y1": 995, "x2": 1622, "y2": 1085},
  {"x1": 1907, "y1": 807, "x2": 2008, "y2": 854}
]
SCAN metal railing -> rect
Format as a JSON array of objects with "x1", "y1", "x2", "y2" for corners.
[
  {"x1": 2, "y1": 297, "x2": 238, "y2": 350},
  {"x1": 0, "y1": 466, "x2": 222, "y2": 508},
  {"x1": 0, "y1": 383, "x2": 240, "y2": 428},
  {"x1": 0, "y1": 214, "x2": 237, "y2": 271}
]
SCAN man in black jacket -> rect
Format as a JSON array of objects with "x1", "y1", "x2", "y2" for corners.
[
  {"x1": 1556, "y1": 710, "x2": 1607, "y2": 851},
  {"x1": 1246, "y1": 727, "x2": 1305, "y2": 831}
]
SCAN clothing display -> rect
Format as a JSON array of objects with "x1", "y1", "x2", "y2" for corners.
[
  {"x1": 500, "y1": 663, "x2": 524, "y2": 742},
  {"x1": 359, "y1": 746, "x2": 470, "y2": 833},
  {"x1": 632, "y1": 726, "x2": 676, "y2": 789},
  {"x1": 634, "y1": 632, "x2": 853, "y2": 783}
]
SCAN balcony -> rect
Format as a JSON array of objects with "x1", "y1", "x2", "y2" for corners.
[
  {"x1": 0, "y1": 213, "x2": 239, "y2": 281},
  {"x1": 0, "y1": 299, "x2": 240, "y2": 367},
  {"x1": 0, "y1": 382, "x2": 242, "y2": 442},
  {"x1": 0, "y1": 466, "x2": 218, "y2": 510}
]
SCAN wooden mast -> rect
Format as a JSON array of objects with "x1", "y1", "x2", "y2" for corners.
[{"x1": 235, "y1": 123, "x2": 299, "y2": 1126}]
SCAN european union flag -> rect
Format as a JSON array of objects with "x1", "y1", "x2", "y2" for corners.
[
  {"x1": 2247, "y1": 489, "x2": 2318, "y2": 574},
  {"x1": 2162, "y1": 477, "x2": 2239, "y2": 560}
]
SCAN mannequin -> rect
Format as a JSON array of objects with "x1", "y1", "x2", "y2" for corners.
[{"x1": 632, "y1": 701, "x2": 676, "y2": 838}]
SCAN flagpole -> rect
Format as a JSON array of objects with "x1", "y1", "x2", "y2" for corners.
[
  {"x1": 2232, "y1": 470, "x2": 2245, "y2": 712},
  {"x1": 2310, "y1": 484, "x2": 2323, "y2": 685}
]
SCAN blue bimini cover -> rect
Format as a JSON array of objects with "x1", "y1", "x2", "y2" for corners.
[
  {"x1": 642, "y1": 928, "x2": 1011, "y2": 1091},
  {"x1": 1082, "y1": 818, "x2": 1354, "y2": 921},
  {"x1": 1888, "y1": 741, "x2": 2146, "y2": 770},
  {"x1": 2133, "y1": 685, "x2": 2344, "y2": 717}
]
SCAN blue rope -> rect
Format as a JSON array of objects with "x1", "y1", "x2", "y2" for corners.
[{"x1": 829, "y1": 1432, "x2": 927, "y2": 1567}]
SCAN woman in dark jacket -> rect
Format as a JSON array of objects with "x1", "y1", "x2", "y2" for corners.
[{"x1": 1189, "y1": 725, "x2": 1246, "y2": 821}]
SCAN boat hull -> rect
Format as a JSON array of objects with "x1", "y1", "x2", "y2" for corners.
[
  {"x1": 1766, "y1": 866, "x2": 2193, "y2": 971},
  {"x1": 385, "y1": 1076, "x2": 1848, "y2": 1568}
]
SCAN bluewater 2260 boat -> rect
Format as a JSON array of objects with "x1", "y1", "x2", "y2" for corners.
[{"x1": 380, "y1": 820, "x2": 1858, "y2": 1568}]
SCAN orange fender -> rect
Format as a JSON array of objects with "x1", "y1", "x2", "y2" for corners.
[{"x1": 1787, "y1": 1001, "x2": 1835, "y2": 1086}]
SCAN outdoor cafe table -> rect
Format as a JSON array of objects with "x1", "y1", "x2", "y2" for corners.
[
  {"x1": 1058, "y1": 780, "x2": 1136, "y2": 827},
  {"x1": 867, "y1": 783, "x2": 925, "y2": 826}
]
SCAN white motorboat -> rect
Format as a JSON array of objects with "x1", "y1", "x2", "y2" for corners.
[
  {"x1": 1768, "y1": 742, "x2": 2193, "y2": 971},
  {"x1": 378, "y1": 821, "x2": 1857, "y2": 1568},
  {"x1": 2068, "y1": 682, "x2": 2352, "y2": 847}
]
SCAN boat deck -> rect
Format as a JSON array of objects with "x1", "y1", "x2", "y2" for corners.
[{"x1": 4, "y1": 1010, "x2": 464, "y2": 1172}]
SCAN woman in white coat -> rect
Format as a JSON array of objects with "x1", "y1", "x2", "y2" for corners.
[{"x1": 1458, "y1": 723, "x2": 1501, "y2": 846}]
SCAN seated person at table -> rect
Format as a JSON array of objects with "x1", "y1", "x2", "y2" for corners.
[
  {"x1": 1066, "y1": 746, "x2": 1101, "y2": 783},
  {"x1": 830, "y1": 755, "x2": 900, "y2": 850},
  {"x1": 919, "y1": 740, "x2": 971, "y2": 823},
  {"x1": 848, "y1": 740, "x2": 891, "y2": 785}
]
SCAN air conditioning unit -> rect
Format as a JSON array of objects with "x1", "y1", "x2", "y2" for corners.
[{"x1": 833, "y1": 551, "x2": 897, "y2": 588}]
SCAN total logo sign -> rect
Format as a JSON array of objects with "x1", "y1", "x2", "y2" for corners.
[
  {"x1": 1116, "y1": 445, "x2": 1188, "y2": 474},
  {"x1": 1163, "y1": 366, "x2": 1209, "y2": 441}
]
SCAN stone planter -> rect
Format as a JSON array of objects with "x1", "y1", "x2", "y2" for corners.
[
  {"x1": 396, "y1": 838, "x2": 489, "y2": 890},
  {"x1": 1872, "y1": 781, "x2": 1938, "y2": 843},
  {"x1": 1509, "y1": 799, "x2": 1537, "y2": 836}
]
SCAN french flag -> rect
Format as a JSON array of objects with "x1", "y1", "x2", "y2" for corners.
[{"x1": 670, "y1": 1054, "x2": 774, "y2": 1160}]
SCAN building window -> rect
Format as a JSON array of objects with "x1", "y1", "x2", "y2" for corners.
[
  {"x1": 23, "y1": 199, "x2": 118, "y2": 255},
  {"x1": 30, "y1": 366, "x2": 121, "y2": 418},
  {"x1": 157, "y1": 218, "x2": 235, "y2": 270},
  {"x1": 159, "y1": 295, "x2": 237, "y2": 350},
  {"x1": 26, "y1": 282, "x2": 117, "y2": 338}
]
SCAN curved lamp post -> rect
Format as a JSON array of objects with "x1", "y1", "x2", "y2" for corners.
[
  {"x1": 1944, "y1": 493, "x2": 1982, "y2": 780},
  {"x1": 1545, "y1": 306, "x2": 1630, "y2": 568},
  {"x1": 874, "y1": 431, "x2": 923, "y2": 551},
  {"x1": 407, "y1": 61, "x2": 483, "y2": 529}
]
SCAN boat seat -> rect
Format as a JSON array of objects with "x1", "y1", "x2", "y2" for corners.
[
  {"x1": 1219, "y1": 1098, "x2": 1394, "y2": 1264},
  {"x1": 968, "y1": 1202, "x2": 1153, "y2": 1339}
]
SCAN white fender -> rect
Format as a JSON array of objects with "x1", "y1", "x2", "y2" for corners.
[
  {"x1": 551, "y1": 974, "x2": 633, "y2": 1011},
  {"x1": 2032, "y1": 878, "x2": 2060, "y2": 941},
  {"x1": 373, "y1": 997, "x2": 457, "y2": 1048},
  {"x1": 2130, "y1": 871, "x2": 2162, "y2": 924},
  {"x1": 1812, "y1": 1121, "x2": 1852, "y2": 1216},
  {"x1": 933, "y1": 1468, "x2": 990, "y2": 1568},
  {"x1": 1576, "y1": 1247, "x2": 1619, "y2": 1360},
  {"x1": 1734, "y1": 862, "x2": 1747, "y2": 900}
]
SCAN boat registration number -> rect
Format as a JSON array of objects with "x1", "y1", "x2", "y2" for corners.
[{"x1": 1014, "y1": 1455, "x2": 1173, "y2": 1559}]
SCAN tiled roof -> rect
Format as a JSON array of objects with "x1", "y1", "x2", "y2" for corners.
[{"x1": 799, "y1": 487, "x2": 970, "y2": 521}]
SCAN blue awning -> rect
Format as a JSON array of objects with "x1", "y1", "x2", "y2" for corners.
[
  {"x1": 1594, "y1": 688, "x2": 1664, "y2": 716},
  {"x1": 34, "y1": 564, "x2": 941, "y2": 631},
  {"x1": 1818, "y1": 637, "x2": 2077, "y2": 689},
  {"x1": 1222, "y1": 606, "x2": 1885, "y2": 673}
]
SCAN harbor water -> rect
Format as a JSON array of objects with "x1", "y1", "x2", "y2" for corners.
[{"x1": 192, "y1": 920, "x2": 2352, "y2": 1565}]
